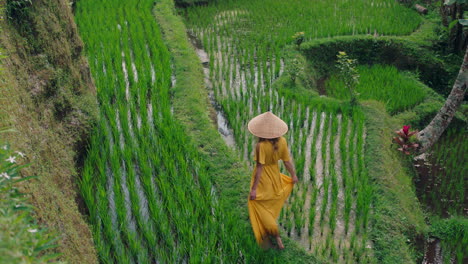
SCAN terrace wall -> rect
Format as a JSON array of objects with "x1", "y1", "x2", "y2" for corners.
[{"x1": 0, "y1": 0, "x2": 99, "y2": 262}]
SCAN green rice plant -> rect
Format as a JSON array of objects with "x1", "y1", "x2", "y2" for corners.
[
  {"x1": 417, "y1": 127, "x2": 467, "y2": 217},
  {"x1": 309, "y1": 187, "x2": 318, "y2": 238},
  {"x1": 326, "y1": 65, "x2": 428, "y2": 114}
]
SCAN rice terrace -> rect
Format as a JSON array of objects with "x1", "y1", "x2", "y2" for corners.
[{"x1": 0, "y1": 0, "x2": 466, "y2": 263}]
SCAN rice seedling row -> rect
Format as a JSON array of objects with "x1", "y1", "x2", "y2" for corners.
[{"x1": 326, "y1": 64, "x2": 428, "y2": 114}]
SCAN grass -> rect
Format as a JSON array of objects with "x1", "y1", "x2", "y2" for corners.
[
  {"x1": 362, "y1": 100, "x2": 427, "y2": 263},
  {"x1": 0, "y1": 143, "x2": 62, "y2": 263},
  {"x1": 415, "y1": 127, "x2": 467, "y2": 217},
  {"x1": 184, "y1": 0, "x2": 421, "y2": 46},
  {"x1": 430, "y1": 216, "x2": 468, "y2": 264},
  {"x1": 0, "y1": 1, "x2": 99, "y2": 262},
  {"x1": 326, "y1": 64, "x2": 428, "y2": 114}
]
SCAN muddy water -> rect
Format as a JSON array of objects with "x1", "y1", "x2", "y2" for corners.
[
  {"x1": 413, "y1": 139, "x2": 467, "y2": 263},
  {"x1": 187, "y1": 31, "x2": 236, "y2": 148},
  {"x1": 422, "y1": 237, "x2": 443, "y2": 264}
]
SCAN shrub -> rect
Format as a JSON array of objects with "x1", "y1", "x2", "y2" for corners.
[{"x1": 336, "y1": 51, "x2": 360, "y2": 106}]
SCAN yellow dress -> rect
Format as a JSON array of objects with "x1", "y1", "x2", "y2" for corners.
[{"x1": 248, "y1": 137, "x2": 294, "y2": 246}]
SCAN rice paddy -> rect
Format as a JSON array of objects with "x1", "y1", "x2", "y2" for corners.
[
  {"x1": 180, "y1": 0, "x2": 415, "y2": 261},
  {"x1": 75, "y1": 0, "x2": 267, "y2": 262},
  {"x1": 326, "y1": 65, "x2": 429, "y2": 114},
  {"x1": 72, "y1": 0, "x2": 465, "y2": 262},
  {"x1": 414, "y1": 127, "x2": 467, "y2": 217}
]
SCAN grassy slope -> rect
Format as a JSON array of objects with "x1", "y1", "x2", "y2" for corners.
[
  {"x1": 0, "y1": 0, "x2": 99, "y2": 262},
  {"x1": 363, "y1": 101, "x2": 427, "y2": 263},
  {"x1": 154, "y1": 1, "x2": 324, "y2": 262}
]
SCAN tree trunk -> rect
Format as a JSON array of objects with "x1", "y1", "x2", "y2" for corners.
[{"x1": 417, "y1": 45, "x2": 468, "y2": 153}]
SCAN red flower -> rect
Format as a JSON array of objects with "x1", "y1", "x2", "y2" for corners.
[
  {"x1": 403, "y1": 125, "x2": 410, "y2": 136},
  {"x1": 393, "y1": 125, "x2": 419, "y2": 155}
]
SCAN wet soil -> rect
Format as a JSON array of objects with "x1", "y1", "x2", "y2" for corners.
[
  {"x1": 413, "y1": 136, "x2": 468, "y2": 264},
  {"x1": 422, "y1": 237, "x2": 442, "y2": 264},
  {"x1": 413, "y1": 153, "x2": 468, "y2": 217},
  {"x1": 187, "y1": 31, "x2": 236, "y2": 148}
]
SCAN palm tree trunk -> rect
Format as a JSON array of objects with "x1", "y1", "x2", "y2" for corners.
[{"x1": 417, "y1": 45, "x2": 468, "y2": 153}]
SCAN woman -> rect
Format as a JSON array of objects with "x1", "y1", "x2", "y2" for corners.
[{"x1": 247, "y1": 111, "x2": 298, "y2": 250}]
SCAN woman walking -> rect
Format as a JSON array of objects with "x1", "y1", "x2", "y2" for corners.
[{"x1": 247, "y1": 112, "x2": 298, "y2": 250}]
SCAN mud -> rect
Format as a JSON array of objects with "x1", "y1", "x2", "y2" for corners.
[{"x1": 187, "y1": 31, "x2": 236, "y2": 148}]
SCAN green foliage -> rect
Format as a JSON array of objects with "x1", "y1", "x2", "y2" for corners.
[
  {"x1": 444, "y1": 0, "x2": 468, "y2": 5},
  {"x1": 431, "y1": 217, "x2": 468, "y2": 263},
  {"x1": 362, "y1": 103, "x2": 427, "y2": 263},
  {"x1": 327, "y1": 64, "x2": 428, "y2": 114},
  {"x1": 0, "y1": 144, "x2": 61, "y2": 264},
  {"x1": 301, "y1": 36, "x2": 451, "y2": 95},
  {"x1": 185, "y1": 0, "x2": 421, "y2": 48},
  {"x1": 285, "y1": 54, "x2": 305, "y2": 83},
  {"x1": 292, "y1": 32, "x2": 305, "y2": 48},
  {"x1": 459, "y1": 19, "x2": 468, "y2": 26},
  {"x1": 336, "y1": 51, "x2": 360, "y2": 106},
  {"x1": 174, "y1": 0, "x2": 212, "y2": 7},
  {"x1": 5, "y1": 0, "x2": 32, "y2": 22},
  {"x1": 416, "y1": 127, "x2": 467, "y2": 217}
]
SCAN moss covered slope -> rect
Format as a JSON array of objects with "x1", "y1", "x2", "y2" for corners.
[{"x1": 0, "y1": 0, "x2": 99, "y2": 262}]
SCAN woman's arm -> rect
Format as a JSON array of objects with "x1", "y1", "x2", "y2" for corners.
[
  {"x1": 250, "y1": 162, "x2": 263, "y2": 200},
  {"x1": 284, "y1": 160, "x2": 298, "y2": 183}
]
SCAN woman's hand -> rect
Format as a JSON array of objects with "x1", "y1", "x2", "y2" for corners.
[
  {"x1": 292, "y1": 175, "x2": 298, "y2": 184},
  {"x1": 249, "y1": 189, "x2": 257, "y2": 200}
]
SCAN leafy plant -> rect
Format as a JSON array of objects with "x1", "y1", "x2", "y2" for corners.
[
  {"x1": 292, "y1": 31, "x2": 305, "y2": 48},
  {"x1": 0, "y1": 144, "x2": 61, "y2": 263},
  {"x1": 285, "y1": 55, "x2": 305, "y2": 83},
  {"x1": 5, "y1": 0, "x2": 32, "y2": 22},
  {"x1": 392, "y1": 125, "x2": 419, "y2": 155},
  {"x1": 336, "y1": 51, "x2": 360, "y2": 106}
]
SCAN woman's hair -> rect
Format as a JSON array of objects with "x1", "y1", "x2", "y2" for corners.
[{"x1": 258, "y1": 137, "x2": 280, "y2": 152}]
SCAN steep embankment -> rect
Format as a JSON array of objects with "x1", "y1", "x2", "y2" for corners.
[{"x1": 0, "y1": 0, "x2": 99, "y2": 262}]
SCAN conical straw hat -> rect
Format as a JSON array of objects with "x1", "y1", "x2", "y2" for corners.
[{"x1": 247, "y1": 112, "x2": 288, "y2": 139}]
